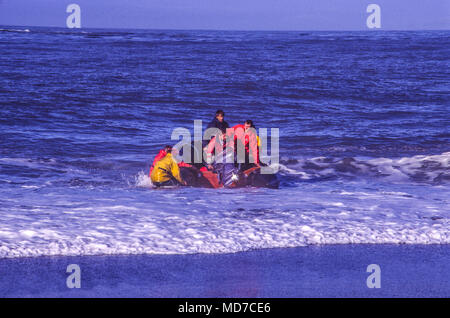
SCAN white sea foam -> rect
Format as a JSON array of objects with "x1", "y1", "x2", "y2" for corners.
[
  {"x1": 0, "y1": 152, "x2": 448, "y2": 258},
  {"x1": 279, "y1": 152, "x2": 450, "y2": 183},
  {"x1": 133, "y1": 170, "x2": 153, "y2": 188},
  {"x1": 0, "y1": 179, "x2": 448, "y2": 258},
  {"x1": 0, "y1": 28, "x2": 30, "y2": 33}
]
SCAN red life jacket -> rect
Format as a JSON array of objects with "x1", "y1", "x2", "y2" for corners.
[
  {"x1": 205, "y1": 124, "x2": 259, "y2": 164},
  {"x1": 231, "y1": 124, "x2": 259, "y2": 164}
]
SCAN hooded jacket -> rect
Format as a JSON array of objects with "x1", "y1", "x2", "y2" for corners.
[{"x1": 150, "y1": 153, "x2": 183, "y2": 184}]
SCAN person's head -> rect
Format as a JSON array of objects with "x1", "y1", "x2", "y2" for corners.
[
  {"x1": 244, "y1": 120, "x2": 255, "y2": 131},
  {"x1": 164, "y1": 145, "x2": 173, "y2": 153},
  {"x1": 215, "y1": 110, "x2": 225, "y2": 122}
]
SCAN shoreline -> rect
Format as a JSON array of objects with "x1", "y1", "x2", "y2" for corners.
[{"x1": 0, "y1": 244, "x2": 449, "y2": 297}]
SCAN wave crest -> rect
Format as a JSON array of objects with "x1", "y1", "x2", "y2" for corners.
[{"x1": 279, "y1": 151, "x2": 450, "y2": 184}]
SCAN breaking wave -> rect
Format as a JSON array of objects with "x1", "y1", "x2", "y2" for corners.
[{"x1": 278, "y1": 152, "x2": 450, "y2": 184}]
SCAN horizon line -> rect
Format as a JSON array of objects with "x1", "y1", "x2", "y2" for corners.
[{"x1": 1, "y1": 24, "x2": 449, "y2": 33}]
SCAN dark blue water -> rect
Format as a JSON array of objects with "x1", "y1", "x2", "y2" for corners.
[{"x1": 0, "y1": 27, "x2": 449, "y2": 258}]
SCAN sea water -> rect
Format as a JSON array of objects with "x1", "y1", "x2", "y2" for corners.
[{"x1": 0, "y1": 27, "x2": 449, "y2": 257}]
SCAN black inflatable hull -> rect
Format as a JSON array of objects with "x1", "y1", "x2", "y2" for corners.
[
  {"x1": 180, "y1": 166, "x2": 279, "y2": 189},
  {"x1": 246, "y1": 170, "x2": 279, "y2": 189}
]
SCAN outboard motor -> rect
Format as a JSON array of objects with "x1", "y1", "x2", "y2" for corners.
[
  {"x1": 213, "y1": 150, "x2": 241, "y2": 188},
  {"x1": 220, "y1": 163, "x2": 240, "y2": 188}
]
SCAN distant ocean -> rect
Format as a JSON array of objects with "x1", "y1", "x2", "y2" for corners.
[{"x1": 0, "y1": 27, "x2": 448, "y2": 258}]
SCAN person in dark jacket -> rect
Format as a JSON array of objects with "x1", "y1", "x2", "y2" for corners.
[
  {"x1": 203, "y1": 109, "x2": 230, "y2": 148},
  {"x1": 207, "y1": 109, "x2": 229, "y2": 133}
]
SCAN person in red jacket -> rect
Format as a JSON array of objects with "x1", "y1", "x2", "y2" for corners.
[
  {"x1": 233, "y1": 120, "x2": 260, "y2": 166},
  {"x1": 205, "y1": 120, "x2": 260, "y2": 167}
]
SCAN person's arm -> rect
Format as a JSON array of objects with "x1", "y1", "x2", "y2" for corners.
[
  {"x1": 178, "y1": 161, "x2": 192, "y2": 168},
  {"x1": 171, "y1": 160, "x2": 184, "y2": 184},
  {"x1": 256, "y1": 135, "x2": 261, "y2": 164},
  {"x1": 204, "y1": 136, "x2": 217, "y2": 164},
  {"x1": 248, "y1": 133, "x2": 259, "y2": 164}
]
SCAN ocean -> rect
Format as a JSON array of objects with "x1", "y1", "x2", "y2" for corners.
[{"x1": 0, "y1": 27, "x2": 449, "y2": 258}]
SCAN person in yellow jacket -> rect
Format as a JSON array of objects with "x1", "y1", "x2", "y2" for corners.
[{"x1": 150, "y1": 147, "x2": 186, "y2": 187}]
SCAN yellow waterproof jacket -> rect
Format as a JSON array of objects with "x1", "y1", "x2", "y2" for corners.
[{"x1": 150, "y1": 153, "x2": 183, "y2": 184}]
